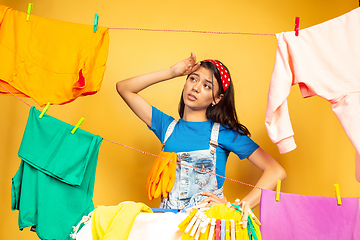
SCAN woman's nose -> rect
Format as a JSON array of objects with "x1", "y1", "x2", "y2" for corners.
[{"x1": 192, "y1": 82, "x2": 201, "y2": 92}]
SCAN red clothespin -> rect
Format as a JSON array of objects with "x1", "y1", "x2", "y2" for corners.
[
  {"x1": 215, "y1": 219, "x2": 221, "y2": 240},
  {"x1": 294, "y1": 17, "x2": 300, "y2": 36}
]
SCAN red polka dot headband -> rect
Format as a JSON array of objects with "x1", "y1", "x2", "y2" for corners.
[{"x1": 203, "y1": 60, "x2": 230, "y2": 91}]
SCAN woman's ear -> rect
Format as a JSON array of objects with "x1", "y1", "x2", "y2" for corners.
[{"x1": 212, "y1": 94, "x2": 224, "y2": 106}]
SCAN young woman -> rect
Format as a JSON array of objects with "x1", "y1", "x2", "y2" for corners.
[{"x1": 116, "y1": 53, "x2": 286, "y2": 209}]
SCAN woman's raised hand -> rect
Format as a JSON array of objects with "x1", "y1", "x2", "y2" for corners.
[{"x1": 170, "y1": 52, "x2": 201, "y2": 78}]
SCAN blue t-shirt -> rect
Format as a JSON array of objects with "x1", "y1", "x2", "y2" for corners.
[{"x1": 148, "y1": 106, "x2": 259, "y2": 188}]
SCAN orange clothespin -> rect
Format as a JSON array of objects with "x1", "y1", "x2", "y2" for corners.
[
  {"x1": 276, "y1": 180, "x2": 281, "y2": 201},
  {"x1": 39, "y1": 102, "x2": 50, "y2": 119},
  {"x1": 294, "y1": 17, "x2": 300, "y2": 36},
  {"x1": 71, "y1": 117, "x2": 85, "y2": 134},
  {"x1": 334, "y1": 184, "x2": 342, "y2": 205},
  {"x1": 26, "y1": 3, "x2": 33, "y2": 21},
  {"x1": 94, "y1": 14, "x2": 99, "y2": 33}
]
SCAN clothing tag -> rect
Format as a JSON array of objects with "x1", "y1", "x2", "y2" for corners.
[{"x1": 30, "y1": 226, "x2": 36, "y2": 232}]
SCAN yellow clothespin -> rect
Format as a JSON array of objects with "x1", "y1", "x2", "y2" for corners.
[
  {"x1": 71, "y1": 117, "x2": 85, "y2": 134},
  {"x1": 39, "y1": 102, "x2": 50, "y2": 119},
  {"x1": 94, "y1": 14, "x2": 99, "y2": 33},
  {"x1": 276, "y1": 180, "x2": 281, "y2": 201},
  {"x1": 235, "y1": 221, "x2": 242, "y2": 240},
  {"x1": 178, "y1": 208, "x2": 198, "y2": 232},
  {"x1": 225, "y1": 219, "x2": 230, "y2": 240},
  {"x1": 334, "y1": 183, "x2": 342, "y2": 205},
  {"x1": 26, "y1": 3, "x2": 33, "y2": 21}
]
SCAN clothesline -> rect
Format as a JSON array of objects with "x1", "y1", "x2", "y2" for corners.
[
  {"x1": 108, "y1": 27, "x2": 276, "y2": 36},
  {"x1": 0, "y1": 83, "x2": 261, "y2": 190}
]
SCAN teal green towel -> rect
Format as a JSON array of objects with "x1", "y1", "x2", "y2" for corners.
[{"x1": 12, "y1": 106, "x2": 103, "y2": 240}]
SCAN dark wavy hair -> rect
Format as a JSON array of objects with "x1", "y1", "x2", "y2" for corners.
[{"x1": 178, "y1": 60, "x2": 250, "y2": 136}]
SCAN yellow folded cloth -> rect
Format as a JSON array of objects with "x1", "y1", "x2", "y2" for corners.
[{"x1": 92, "y1": 202, "x2": 152, "y2": 240}]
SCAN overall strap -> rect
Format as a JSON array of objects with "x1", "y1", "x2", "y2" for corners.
[
  {"x1": 161, "y1": 119, "x2": 177, "y2": 150},
  {"x1": 209, "y1": 122, "x2": 220, "y2": 154}
]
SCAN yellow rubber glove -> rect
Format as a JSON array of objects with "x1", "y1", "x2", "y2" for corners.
[{"x1": 146, "y1": 151, "x2": 177, "y2": 200}]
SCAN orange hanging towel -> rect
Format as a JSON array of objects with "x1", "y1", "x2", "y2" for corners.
[
  {"x1": 0, "y1": 4, "x2": 109, "y2": 107},
  {"x1": 146, "y1": 151, "x2": 177, "y2": 200}
]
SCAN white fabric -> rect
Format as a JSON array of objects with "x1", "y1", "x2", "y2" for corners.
[{"x1": 76, "y1": 212, "x2": 187, "y2": 240}]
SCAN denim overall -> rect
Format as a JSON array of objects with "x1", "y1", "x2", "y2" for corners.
[{"x1": 160, "y1": 120, "x2": 224, "y2": 209}]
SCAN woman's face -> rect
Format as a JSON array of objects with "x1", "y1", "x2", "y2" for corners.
[{"x1": 182, "y1": 66, "x2": 223, "y2": 112}]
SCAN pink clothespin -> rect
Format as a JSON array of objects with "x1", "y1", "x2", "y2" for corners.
[{"x1": 294, "y1": 17, "x2": 300, "y2": 36}]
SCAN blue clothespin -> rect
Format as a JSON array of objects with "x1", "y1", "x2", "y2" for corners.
[
  {"x1": 26, "y1": 3, "x2": 33, "y2": 21},
  {"x1": 39, "y1": 102, "x2": 50, "y2": 119},
  {"x1": 94, "y1": 14, "x2": 99, "y2": 33},
  {"x1": 220, "y1": 219, "x2": 225, "y2": 240},
  {"x1": 71, "y1": 117, "x2": 85, "y2": 134}
]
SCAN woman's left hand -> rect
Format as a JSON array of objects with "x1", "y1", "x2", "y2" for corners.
[{"x1": 199, "y1": 192, "x2": 227, "y2": 207}]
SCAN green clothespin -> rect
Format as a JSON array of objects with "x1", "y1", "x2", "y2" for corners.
[
  {"x1": 71, "y1": 117, "x2": 85, "y2": 134},
  {"x1": 39, "y1": 102, "x2": 50, "y2": 119},
  {"x1": 26, "y1": 3, "x2": 33, "y2": 21},
  {"x1": 94, "y1": 14, "x2": 99, "y2": 32}
]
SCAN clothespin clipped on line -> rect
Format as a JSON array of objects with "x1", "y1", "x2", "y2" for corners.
[
  {"x1": 294, "y1": 16, "x2": 300, "y2": 36},
  {"x1": 39, "y1": 102, "x2": 50, "y2": 119},
  {"x1": 334, "y1": 183, "x2": 342, "y2": 205},
  {"x1": 71, "y1": 117, "x2": 85, "y2": 134},
  {"x1": 276, "y1": 180, "x2": 281, "y2": 201},
  {"x1": 26, "y1": 3, "x2": 33, "y2": 21},
  {"x1": 94, "y1": 14, "x2": 99, "y2": 33}
]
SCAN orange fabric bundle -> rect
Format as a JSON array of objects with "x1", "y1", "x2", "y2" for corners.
[
  {"x1": 0, "y1": 4, "x2": 109, "y2": 107},
  {"x1": 146, "y1": 151, "x2": 177, "y2": 200}
]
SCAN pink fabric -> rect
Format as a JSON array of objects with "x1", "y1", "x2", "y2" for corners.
[
  {"x1": 265, "y1": 7, "x2": 360, "y2": 179},
  {"x1": 260, "y1": 189, "x2": 360, "y2": 240}
]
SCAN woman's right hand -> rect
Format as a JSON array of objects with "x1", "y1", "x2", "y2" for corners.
[{"x1": 170, "y1": 52, "x2": 201, "y2": 78}]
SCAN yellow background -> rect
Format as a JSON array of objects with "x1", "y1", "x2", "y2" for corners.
[{"x1": 0, "y1": 0, "x2": 359, "y2": 239}]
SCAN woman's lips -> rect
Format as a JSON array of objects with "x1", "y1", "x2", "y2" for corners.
[{"x1": 188, "y1": 94, "x2": 197, "y2": 101}]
